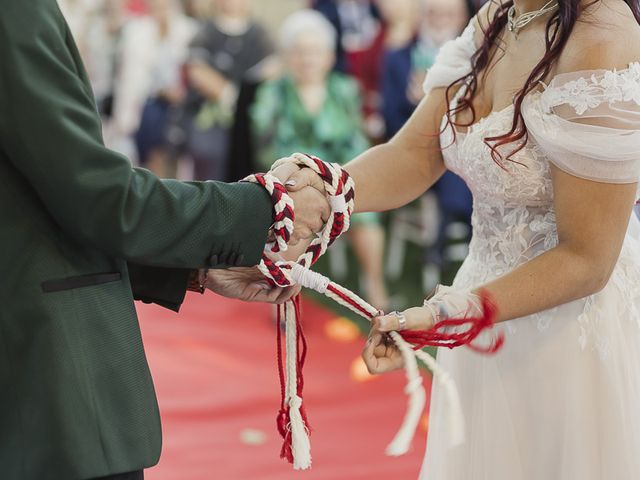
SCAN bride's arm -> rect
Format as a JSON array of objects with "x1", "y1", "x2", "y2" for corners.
[
  {"x1": 283, "y1": 88, "x2": 450, "y2": 213},
  {"x1": 475, "y1": 168, "x2": 637, "y2": 323},
  {"x1": 365, "y1": 166, "x2": 638, "y2": 376},
  {"x1": 373, "y1": 6, "x2": 640, "y2": 336},
  {"x1": 344, "y1": 90, "x2": 449, "y2": 213},
  {"x1": 373, "y1": 166, "x2": 637, "y2": 336}
]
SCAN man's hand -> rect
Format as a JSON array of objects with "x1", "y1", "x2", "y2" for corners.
[
  {"x1": 204, "y1": 267, "x2": 301, "y2": 304},
  {"x1": 287, "y1": 187, "x2": 330, "y2": 246},
  {"x1": 271, "y1": 163, "x2": 330, "y2": 247}
]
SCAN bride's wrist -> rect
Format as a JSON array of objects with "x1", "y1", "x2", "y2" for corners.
[{"x1": 423, "y1": 286, "x2": 482, "y2": 324}]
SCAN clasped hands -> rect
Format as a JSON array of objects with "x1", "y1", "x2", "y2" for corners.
[
  {"x1": 204, "y1": 162, "x2": 331, "y2": 304},
  {"x1": 203, "y1": 161, "x2": 438, "y2": 376}
]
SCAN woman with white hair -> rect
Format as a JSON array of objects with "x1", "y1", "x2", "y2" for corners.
[{"x1": 250, "y1": 10, "x2": 389, "y2": 310}]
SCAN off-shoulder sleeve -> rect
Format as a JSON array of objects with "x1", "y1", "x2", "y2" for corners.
[
  {"x1": 522, "y1": 63, "x2": 640, "y2": 184},
  {"x1": 422, "y1": 21, "x2": 477, "y2": 95}
]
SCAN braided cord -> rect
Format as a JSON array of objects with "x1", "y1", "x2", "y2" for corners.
[{"x1": 244, "y1": 153, "x2": 503, "y2": 468}]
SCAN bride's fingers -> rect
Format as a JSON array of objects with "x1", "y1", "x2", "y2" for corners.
[
  {"x1": 362, "y1": 333, "x2": 378, "y2": 372},
  {"x1": 373, "y1": 307, "x2": 435, "y2": 333},
  {"x1": 285, "y1": 168, "x2": 326, "y2": 194},
  {"x1": 363, "y1": 333, "x2": 405, "y2": 374}
]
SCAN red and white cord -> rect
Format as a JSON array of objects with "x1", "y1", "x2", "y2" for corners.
[{"x1": 245, "y1": 154, "x2": 503, "y2": 469}]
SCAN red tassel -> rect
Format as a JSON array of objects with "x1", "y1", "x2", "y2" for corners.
[
  {"x1": 400, "y1": 290, "x2": 505, "y2": 354},
  {"x1": 275, "y1": 295, "x2": 312, "y2": 465}
]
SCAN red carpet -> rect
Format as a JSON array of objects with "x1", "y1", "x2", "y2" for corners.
[{"x1": 137, "y1": 292, "x2": 430, "y2": 480}]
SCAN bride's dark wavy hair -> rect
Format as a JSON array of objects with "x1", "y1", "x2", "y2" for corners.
[{"x1": 444, "y1": 0, "x2": 640, "y2": 165}]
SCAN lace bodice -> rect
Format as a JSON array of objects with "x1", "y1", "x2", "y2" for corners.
[
  {"x1": 438, "y1": 72, "x2": 640, "y2": 290},
  {"x1": 420, "y1": 19, "x2": 640, "y2": 480},
  {"x1": 440, "y1": 106, "x2": 558, "y2": 287},
  {"x1": 425, "y1": 20, "x2": 640, "y2": 347}
]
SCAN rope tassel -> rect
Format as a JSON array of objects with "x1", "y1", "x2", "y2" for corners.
[
  {"x1": 291, "y1": 267, "x2": 472, "y2": 454},
  {"x1": 244, "y1": 153, "x2": 504, "y2": 469},
  {"x1": 275, "y1": 298, "x2": 312, "y2": 470}
]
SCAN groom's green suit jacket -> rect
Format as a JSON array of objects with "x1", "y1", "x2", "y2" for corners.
[{"x1": 0, "y1": 1, "x2": 274, "y2": 478}]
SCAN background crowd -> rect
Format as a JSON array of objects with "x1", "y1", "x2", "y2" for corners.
[{"x1": 58, "y1": 0, "x2": 490, "y2": 314}]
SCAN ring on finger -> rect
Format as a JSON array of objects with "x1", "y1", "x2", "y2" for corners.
[{"x1": 390, "y1": 311, "x2": 407, "y2": 331}]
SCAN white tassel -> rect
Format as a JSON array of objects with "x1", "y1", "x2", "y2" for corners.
[
  {"x1": 289, "y1": 395, "x2": 312, "y2": 470},
  {"x1": 414, "y1": 349, "x2": 465, "y2": 447},
  {"x1": 284, "y1": 301, "x2": 312, "y2": 470},
  {"x1": 385, "y1": 331, "x2": 427, "y2": 456}
]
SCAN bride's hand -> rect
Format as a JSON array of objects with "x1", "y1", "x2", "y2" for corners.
[
  {"x1": 362, "y1": 331, "x2": 405, "y2": 374},
  {"x1": 362, "y1": 308, "x2": 435, "y2": 374},
  {"x1": 373, "y1": 307, "x2": 435, "y2": 333}
]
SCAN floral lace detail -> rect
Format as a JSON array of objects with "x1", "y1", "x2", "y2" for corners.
[
  {"x1": 440, "y1": 84, "x2": 640, "y2": 345},
  {"x1": 539, "y1": 62, "x2": 640, "y2": 115},
  {"x1": 442, "y1": 107, "x2": 559, "y2": 334},
  {"x1": 577, "y1": 241, "x2": 640, "y2": 361}
]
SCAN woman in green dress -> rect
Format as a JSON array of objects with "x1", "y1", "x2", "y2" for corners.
[{"x1": 250, "y1": 9, "x2": 389, "y2": 309}]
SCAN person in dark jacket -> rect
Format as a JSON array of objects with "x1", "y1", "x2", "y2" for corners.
[
  {"x1": 0, "y1": 1, "x2": 327, "y2": 479},
  {"x1": 179, "y1": 0, "x2": 274, "y2": 181}
]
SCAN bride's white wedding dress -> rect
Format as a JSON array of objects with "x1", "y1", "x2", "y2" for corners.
[{"x1": 420, "y1": 22, "x2": 640, "y2": 480}]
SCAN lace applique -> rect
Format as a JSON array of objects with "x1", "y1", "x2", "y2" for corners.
[
  {"x1": 539, "y1": 62, "x2": 640, "y2": 115},
  {"x1": 442, "y1": 78, "x2": 640, "y2": 354},
  {"x1": 577, "y1": 242, "x2": 640, "y2": 361}
]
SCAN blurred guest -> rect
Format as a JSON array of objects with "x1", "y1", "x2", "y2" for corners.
[
  {"x1": 58, "y1": 0, "x2": 100, "y2": 54},
  {"x1": 418, "y1": 0, "x2": 473, "y2": 284},
  {"x1": 250, "y1": 10, "x2": 389, "y2": 309},
  {"x1": 112, "y1": 0, "x2": 196, "y2": 174},
  {"x1": 466, "y1": 0, "x2": 490, "y2": 15},
  {"x1": 312, "y1": 0, "x2": 385, "y2": 140},
  {"x1": 407, "y1": 0, "x2": 471, "y2": 104},
  {"x1": 126, "y1": 0, "x2": 149, "y2": 15},
  {"x1": 379, "y1": 0, "x2": 472, "y2": 287},
  {"x1": 182, "y1": 0, "x2": 211, "y2": 19},
  {"x1": 178, "y1": 0, "x2": 273, "y2": 181},
  {"x1": 379, "y1": 0, "x2": 470, "y2": 137},
  {"x1": 83, "y1": 0, "x2": 128, "y2": 120},
  {"x1": 376, "y1": 0, "x2": 421, "y2": 139}
]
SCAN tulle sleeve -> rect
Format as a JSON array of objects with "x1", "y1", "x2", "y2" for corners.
[
  {"x1": 522, "y1": 63, "x2": 640, "y2": 184},
  {"x1": 422, "y1": 21, "x2": 477, "y2": 95}
]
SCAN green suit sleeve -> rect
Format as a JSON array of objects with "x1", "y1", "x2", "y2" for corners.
[
  {"x1": 127, "y1": 263, "x2": 192, "y2": 312},
  {"x1": 0, "y1": 0, "x2": 273, "y2": 269}
]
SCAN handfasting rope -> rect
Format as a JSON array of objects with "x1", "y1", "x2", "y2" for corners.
[{"x1": 244, "y1": 153, "x2": 503, "y2": 470}]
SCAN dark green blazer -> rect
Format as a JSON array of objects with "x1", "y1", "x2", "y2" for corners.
[{"x1": 0, "y1": 1, "x2": 273, "y2": 478}]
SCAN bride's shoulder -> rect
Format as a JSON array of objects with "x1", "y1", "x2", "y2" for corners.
[{"x1": 557, "y1": 0, "x2": 640, "y2": 75}]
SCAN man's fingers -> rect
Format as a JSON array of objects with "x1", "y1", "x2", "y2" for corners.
[
  {"x1": 292, "y1": 226, "x2": 314, "y2": 243},
  {"x1": 373, "y1": 307, "x2": 434, "y2": 333},
  {"x1": 319, "y1": 197, "x2": 331, "y2": 223},
  {"x1": 304, "y1": 188, "x2": 330, "y2": 232},
  {"x1": 250, "y1": 284, "x2": 282, "y2": 303},
  {"x1": 310, "y1": 212, "x2": 325, "y2": 233},
  {"x1": 274, "y1": 285, "x2": 301, "y2": 304}
]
